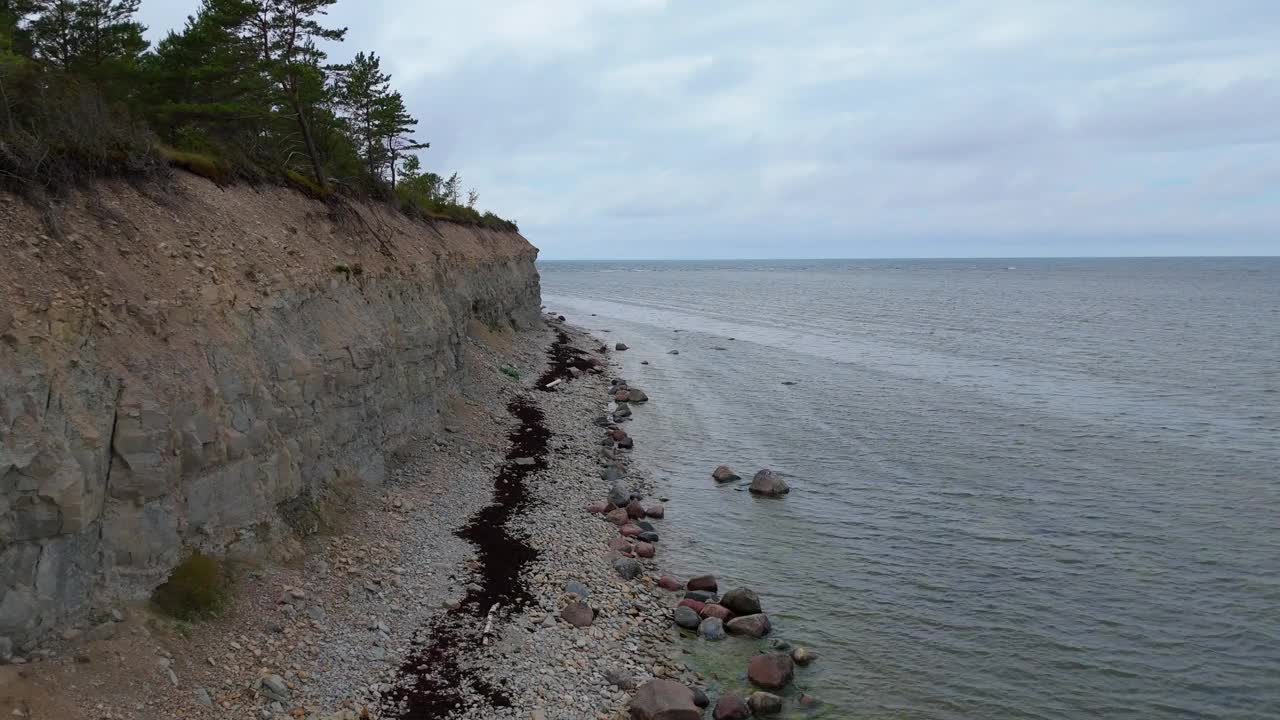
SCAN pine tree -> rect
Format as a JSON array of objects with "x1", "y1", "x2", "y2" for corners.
[
  {"x1": 72, "y1": 0, "x2": 145, "y2": 70},
  {"x1": 374, "y1": 89, "x2": 426, "y2": 189},
  {"x1": 1, "y1": 0, "x2": 37, "y2": 61},
  {"x1": 142, "y1": 0, "x2": 268, "y2": 150},
  {"x1": 28, "y1": 0, "x2": 77, "y2": 68},
  {"x1": 332, "y1": 50, "x2": 390, "y2": 181},
  {"x1": 246, "y1": 0, "x2": 346, "y2": 189},
  {"x1": 28, "y1": 0, "x2": 145, "y2": 77},
  {"x1": 442, "y1": 171, "x2": 460, "y2": 204}
]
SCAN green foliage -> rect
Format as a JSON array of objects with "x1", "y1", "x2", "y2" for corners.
[
  {"x1": 158, "y1": 145, "x2": 230, "y2": 182},
  {"x1": 285, "y1": 167, "x2": 328, "y2": 197},
  {"x1": 151, "y1": 552, "x2": 231, "y2": 620},
  {"x1": 499, "y1": 365, "x2": 520, "y2": 380},
  {"x1": 0, "y1": 66, "x2": 164, "y2": 195},
  {"x1": 0, "y1": 0, "x2": 521, "y2": 231}
]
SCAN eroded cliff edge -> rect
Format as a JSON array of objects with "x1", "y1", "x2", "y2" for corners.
[{"x1": 0, "y1": 174, "x2": 541, "y2": 651}]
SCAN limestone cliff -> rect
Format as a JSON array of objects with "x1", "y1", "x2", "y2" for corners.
[{"x1": 0, "y1": 174, "x2": 541, "y2": 652}]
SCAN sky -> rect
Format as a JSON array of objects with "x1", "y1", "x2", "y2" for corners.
[{"x1": 138, "y1": 1, "x2": 1280, "y2": 259}]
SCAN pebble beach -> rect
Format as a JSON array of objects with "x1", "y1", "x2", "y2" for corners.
[{"x1": 2, "y1": 317, "x2": 815, "y2": 720}]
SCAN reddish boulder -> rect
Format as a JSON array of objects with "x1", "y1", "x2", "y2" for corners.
[
  {"x1": 610, "y1": 428, "x2": 629, "y2": 442},
  {"x1": 657, "y1": 576, "x2": 683, "y2": 591},
  {"x1": 712, "y1": 693, "x2": 750, "y2": 720},
  {"x1": 635, "y1": 542, "x2": 656, "y2": 558},
  {"x1": 699, "y1": 603, "x2": 733, "y2": 621},
  {"x1": 747, "y1": 653, "x2": 794, "y2": 690},
  {"x1": 586, "y1": 501, "x2": 609, "y2": 514},
  {"x1": 620, "y1": 524, "x2": 644, "y2": 538},
  {"x1": 606, "y1": 508, "x2": 629, "y2": 525},
  {"x1": 560, "y1": 601, "x2": 594, "y2": 628},
  {"x1": 644, "y1": 503, "x2": 665, "y2": 518},
  {"x1": 676, "y1": 598, "x2": 705, "y2": 615},
  {"x1": 725, "y1": 614, "x2": 771, "y2": 638},
  {"x1": 686, "y1": 575, "x2": 718, "y2": 592},
  {"x1": 626, "y1": 500, "x2": 646, "y2": 519},
  {"x1": 614, "y1": 389, "x2": 630, "y2": 402},
  {"x1": 629, "y1": 680, "x2": 701, "y2": 720},
  {"x1": 608, "y1": 537, "x2": 635, "y2": 552}
]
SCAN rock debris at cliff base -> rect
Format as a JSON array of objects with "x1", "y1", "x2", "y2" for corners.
[{"x1": 0, "y1": 321, "x2": 698, "y2": 720}]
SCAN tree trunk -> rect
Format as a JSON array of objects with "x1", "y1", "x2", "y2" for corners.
[
  {"x1": 387, "y1": 136, "x2": 397, "y2": 189},
  {"x1": 290, "y1": 91, "x2": 326, "y2": 190}
]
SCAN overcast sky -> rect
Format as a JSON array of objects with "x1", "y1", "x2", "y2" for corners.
[{"x1": 139, "y1": 1, "x2": 1279, "y2": 259}]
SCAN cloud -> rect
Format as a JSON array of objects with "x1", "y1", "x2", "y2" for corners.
[{"x1": 137, "y1": 0, "x2": 1280, "y2": 258}]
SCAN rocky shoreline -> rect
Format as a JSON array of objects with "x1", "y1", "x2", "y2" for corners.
[{"x1": 0, "y1": 317, "x2": 815, "y2": 720}]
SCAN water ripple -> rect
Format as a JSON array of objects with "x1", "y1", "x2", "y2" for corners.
[{"x1": 544, "y1": 258, "x2": 1280, "y2": 720}]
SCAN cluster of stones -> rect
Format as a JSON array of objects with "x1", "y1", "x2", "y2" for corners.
[
  {"x1": 586, "y1": 378, "x2": 662, "y2": 578},
  {"x1": 647, "y1": 572, "x2": 817, "y2": 718},
  {"x1": 582, "y1": 374, "x2": 817, "y2": 718},
  {"x1": 713, "y1": 465, "x2": 791, "y2": 497}
]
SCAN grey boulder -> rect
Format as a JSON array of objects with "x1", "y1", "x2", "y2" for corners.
[
  {"x1": 720, "y1": 587, "x2": 762, "y2": 616},
  {"x1": 673, "y1": 605, "x2": 701, "y2": 630},
  {"x1": 629, "y1": 679, "x2": 702, "y2": 720},
  {"x1": 712, "y1": 465, "x2": 740, "y2": 483},
  {"x1": 748, "y1": 469, "x2": 790, "y2": 497}
]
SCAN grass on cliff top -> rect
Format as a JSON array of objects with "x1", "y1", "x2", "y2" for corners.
[{"x1": 151, "y1": 552, "x2": 232, "y2": 621}]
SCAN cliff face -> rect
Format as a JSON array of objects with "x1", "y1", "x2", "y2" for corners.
[{"x1": 0, "y1": 175, "x2": 541, "y2": 650}]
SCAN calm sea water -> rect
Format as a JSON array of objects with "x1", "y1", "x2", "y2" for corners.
[{"x1": 541, "y1": 258, "x2": 1280, "y2": 720}]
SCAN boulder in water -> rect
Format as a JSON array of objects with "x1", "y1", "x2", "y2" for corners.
[
  {"x1": 699, "y1": 616, "x2": 726, "y2": 640},
  {"x1": 720, "y1": 587, "x2": 762, "y2": 616},
  {"x1": 712, "y1": 694, "x2": 751, "y2": 720},
  {"x1": 700, "y1": 603, "x2": 733, "y2": 621},
  {"x1": 747, "y1": 653, "x2": 795, "y2": 690},
  {"x1": 615, "y1": 342, "x2": 629, "y2": 351},
  {"x1": 747, "y1": 692, "x2": 783, "y2": 716},
  {"x1": 791, "y1": 647, "x2": 817, "y2": 666},
  {"x1": 686, "y1": 575, "x2": 718, "y2": 592},
  {"x1": 725, "y1": 613, "x2": 771, "y2": 637},
  {"x1": 628, "y1": 388, "x2": 649, "y2": 403},
  {"x1": 673, "y1": 605, "x2": 701, "y2": 629},
  {"x1": 748, "y1": 469, "x2": 790, "y2": 497},
  {"x1": 712, "y1": 465, "x2": 740, "y2": 483}
]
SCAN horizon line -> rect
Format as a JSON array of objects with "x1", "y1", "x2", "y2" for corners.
[{"x1": 536, "y1": 254, "x2": 1279, "y2": 262}]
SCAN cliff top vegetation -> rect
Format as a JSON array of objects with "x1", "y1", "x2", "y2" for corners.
[{"x1": 0, "y1": 0, "x2": 517, "y2": 231}]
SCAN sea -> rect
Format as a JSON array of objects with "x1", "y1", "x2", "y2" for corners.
[{"x1": 539, "y1": 257, "x2": 1280, "y2": 720}]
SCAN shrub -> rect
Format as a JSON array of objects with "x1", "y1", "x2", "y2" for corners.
[
  {"x1": 159, "y1": 146, "x2": 231, "y2": 183},
  {"x1": 151, "y1": 552, "x2": 231, "y2": 620},
  {"x1": 0, "y1": 69, "x2": 166, "y2": 197}
]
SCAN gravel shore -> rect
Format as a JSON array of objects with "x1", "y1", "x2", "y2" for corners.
[{"x1": 0, "y1": 318, "x2": 695, "y2": 720}]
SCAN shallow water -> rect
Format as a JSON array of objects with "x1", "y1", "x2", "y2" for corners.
[{"x1": 541, "y1": 258, "x2": 1280, "y2": 720}]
